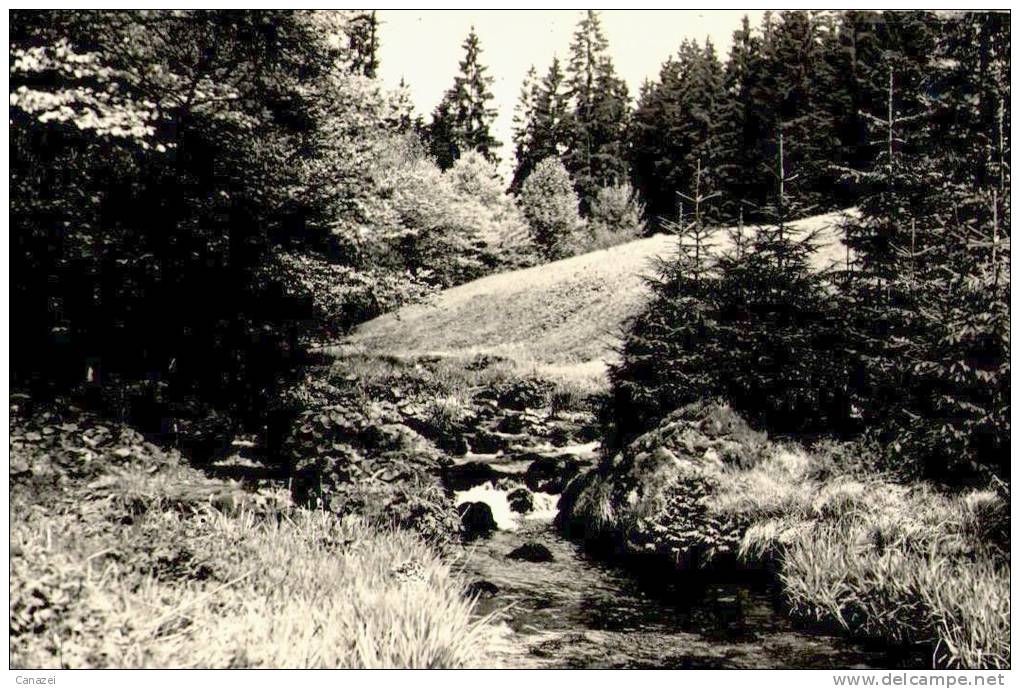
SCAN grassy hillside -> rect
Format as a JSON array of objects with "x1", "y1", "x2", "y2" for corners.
[{"x1": 348, "y1": 212, "x2": 850, "y2": 385}]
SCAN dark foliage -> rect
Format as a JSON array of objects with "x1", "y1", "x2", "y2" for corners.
[
  {"x1": 426, "y1": 28, "x2": 501, "y2": 169},
  {"x1": 610, "y1": 11, "x2": 1010, "y2": 480},
  {"x1": 9, "y1": 11, "x2": 415, "y2": 454}
]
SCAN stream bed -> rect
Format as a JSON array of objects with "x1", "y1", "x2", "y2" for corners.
[{"x1": 453, "y1": 484, "x2": 926, "y2": 669}]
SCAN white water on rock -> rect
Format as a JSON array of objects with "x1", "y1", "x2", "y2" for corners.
[
  {"x1": 455, "y1": 483, "x2": 520, "y2": 531},
  {"x1": 454, "y1": 483, "x2": 560, "y2": 530}
]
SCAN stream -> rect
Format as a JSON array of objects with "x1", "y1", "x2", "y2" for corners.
[
  {"x1": 452, "y1": 480, "x2": 926, "y2": 669},
  {"x1": 213, "y1": 401, "x2": 927, "y2": 669}
]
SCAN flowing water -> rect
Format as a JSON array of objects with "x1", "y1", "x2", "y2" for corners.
[{"x1": 453, "y1": 483, "x2": 926, "y2": 670}]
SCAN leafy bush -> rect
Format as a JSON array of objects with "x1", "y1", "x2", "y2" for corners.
[
  {"x1": 266, "y1": 251, "x2": 434, "y2": 336},
  {"x1": 378, "y1": 478, "x2": 462, "y2": 546},
  {"x1": 446, "y1": 152, "x2": 541, "y2": 269},
  {"x1": 369, "y1": 150, "x2": 489, "y2": 287},
  {"x1": 366, "y1": 139, "x2": 543, "y2": 287},
  {"x1": 519, "y1": 157, "x2": 586, "y2": 259}
]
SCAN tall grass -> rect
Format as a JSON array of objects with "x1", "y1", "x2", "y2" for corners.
[
  {"x1": 11, "y1": 502, "x2": 496, "y2": 668},
  {"x1": 720, "y1": 448, "x2": 1011, "y2": 669},
  {"x1": 10, "y1": 435, "x2": 497, "y2": 669},
  {"x1": 777, "y1": 525, "x2": 1010, "y2": 669},
  {"x1": 569, "y1": 423, "x2": 1011, "y2": 669}
]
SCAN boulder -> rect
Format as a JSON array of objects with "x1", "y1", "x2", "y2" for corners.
[
  {"x1": 507, "y1": 487, "x2": 534, "y2": 514},
  {"x1": 577, "y1": 424, "x2": 601, "y2": 443},
  {"x1": 443, "y1": 461, "x2": 505, "y2": 491},
  {"x1": 448, "y1": 434, "x2": 470, "y2": 456},
  {"x1": 493, "y1": 477, "x2": 521, "y2": 491},
  {"x1": 470, "y1": 429, "x2": 508, "y2": 455},
  {"x1": 399, "y1": 414, "x2": 468, "y2": 455},
  {"x1": 510, "y1": 451, "x2": 550, "y2": 465},
  {"x1": 465, "y1": 579, "x2": 500, "y2": 598},
  {"x1": 506, "y1": 542, "x2": 554, "y2": 562},
  {"x1": 360, "y1": 423, "x2": 431, "y2": 453},
  {"x1": 498, "y1": 409, "x2": 549, "y2": 435},
  {"x1": 524, "y1": 454, "x2": 583, "y2": 493},
  {"x1": 546, "y1": 424, "x2": 574, "y2": 448},
  {"x1": 557, "y1": 401, "x2": 768, "y2": 556},
  {"x1": 497, "y1": 379, "x2": 553, "y2": 411},
  {"x1": 458, "y1": 501, "x2": 497, "y2": 539},
  {"x1": 496, "y1": 413, "x2": 526, "y2": 434}
]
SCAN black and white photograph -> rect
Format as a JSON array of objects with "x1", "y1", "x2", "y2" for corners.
[{"x1": 7, "y1": 6, "x2": 1012, "y2": 675}]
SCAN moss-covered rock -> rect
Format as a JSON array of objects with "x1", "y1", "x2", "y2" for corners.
[
  {"x1": 507, "y1": 487, "x2": 534, "y2": 514},
  {"x1": 496, "y1": 378, "x2": 554, "y2": 411},
  {"x1": 558, "y1": 401, "x2": 766, "y2": 564},
  {"x1": 524, "y1": 454, "x2": 584, "y2": 493},
  {"x1": 458, "y1": 501, "x2": 497, "y2": 539}
]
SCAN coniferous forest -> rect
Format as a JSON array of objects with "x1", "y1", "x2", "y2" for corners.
[{"x1": 10, "y1": 9, "x2": 1011, "y2": 672}]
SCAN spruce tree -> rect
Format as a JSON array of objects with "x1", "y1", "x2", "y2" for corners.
[
  {"x1": 511, "y1": 57, "x2": 571, "y2": 193},
  {"x1": 918, "y1": 11, "x2": 1010, "y2": 477},
  {"x1": 839, "y1": 11, "x2": 1011, "y2": 477},
  {"x1": 533, "y1": 56, "x2": 570, "y2": 161},
  {"x1": 764, "y1": 11, "x2": 841, "y2": 208},
  {"x1": 826, "y1": 11, "x2": 883, "y2": 181},
  {"x1": 427, "y1": 100, "x2": 459, "y2": 171},
  {"x1": 388, "y1": 78, "x2": 416, "y2": 133},
  {"x1": 610, "y1": 160, "x2": 723, "y2": 439},
  {"x1": 628, "y1": 65, "x2": 677, "y2": 221},
  {"x1": 427, "y1": 27, "x2": 501, "y2": 169},
  {"x1": 346, "y1": 10, "x2": 379, "y2": 78},
  {"x1": 563, "y1": 10, "x2": 631, "y2": 212},
  {"x1": 716, "y1": 15, "x2": 770, "y2": 217},
  {"x1": 628, "y1": 39, "x2": 725, "y2": 226},
  {"x1": 510, "y1": 65, "x2": 541, "y2": 192},
  {"x1": 835, "y1": 40, "x2": 946, "y2": 448},
  {"x1": 717, "y1": 129, "x2": 850, "y2": 431}
]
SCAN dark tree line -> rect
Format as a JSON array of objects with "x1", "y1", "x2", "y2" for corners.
[
  {"x1": 426, "y1": 12, "x2": 632, "y2": 209},
  {"x1": 508, "y1": 11, "x2": 1004, "y2": 233},
  {"x1": 609, "y1": 11, "x2": 1010, "y2": 481}
]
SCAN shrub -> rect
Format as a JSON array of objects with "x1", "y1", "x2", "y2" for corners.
[
  {"x1": 266, "y1": 251, "x2": 434, "y2": 336},
  {"x1": 519, "y1": 157, "x2": 586, "y2": 259},
  {"x1": 371, "y1": 152, "x2": 491, "y2": 287},
  {"x1": 585, "y1": 182, "x2": 646, "y2": 250}
]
